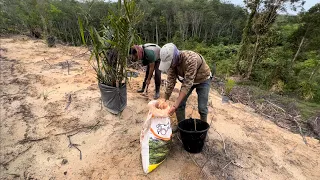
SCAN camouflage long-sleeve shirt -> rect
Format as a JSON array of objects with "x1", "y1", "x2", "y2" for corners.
[{"x1": 165, "y1": 50, "x2": 211, "y2": 100}]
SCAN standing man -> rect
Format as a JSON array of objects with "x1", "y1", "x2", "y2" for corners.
[
  {"x1": 129, "y1": 43, "x2": 161, "y2": 99},
  {"x1": 159, "y1": 43, "x2": 212, "y2": 122}
]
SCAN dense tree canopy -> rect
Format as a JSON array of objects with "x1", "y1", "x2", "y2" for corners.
[{"x1": 0, "y1": 0, "x2": 246, "y2": 46}]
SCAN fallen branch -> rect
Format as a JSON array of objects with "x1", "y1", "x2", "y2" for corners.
[
  {"x1": 16, "y1": 122, "x2": 102, "y2": 145},
  {"x1": 65, "y1": 94, "x2": 72, "y2": 110},
  {"x1": 230, "y1": 160, "x2": 245, "y2": 169},
  {"x1": 213, "y1": 128, "x2": 227, "y2": 156},
  {"x1": 54, "y1": 128, "x2": 83, "y2": 137},
  {"x1": 54, "y1": 122, "x2": 103, "y2": 136},
  {"x1": 67, "y1": 135, "x2": 82, "y2": 160},
  {"x1": 43, "y1": 58, "x2": 52, "y2": 68},
  {"x1": 200, "y1": 157, "x2": 211, "y2": 177},
  {"x1": 213, "y1": 128, "x2": 246, "y2": 169},
  {"x1": 6, "y1": 173, "x2": 20, "y2": 178},
  {"x1": 1, "y1": 146, "x2": 32, "y2": 170},
  {"x1": 261, "y1": 112, "x2": 274, "y2": 119},
  {"x1": 265, "y1": 100, "x2": 286, "y2": 113},
  {"x1": 177, "y1": 134, "x2": 210, "y2": 180},
  {"x1": 222, "y1": 161, "x2": 232, "y2": 170},
  {"x1": 292, "y1": 116, "x2": 308, "y2": 145},
  {"x1": 89, "y1": 121, "x2": 101, "y2": 132},
  {"x1": 18, "y1": 137, "x2": 49, "y2": 144},
  {"x1": 185, "y1": 150, "x2": 210, "y2": 180},
  {"x1": 186, "y1": 151, "x2": 201, "y2": 168}
]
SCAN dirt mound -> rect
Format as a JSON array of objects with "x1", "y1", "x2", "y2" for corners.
[{"x1": 1, "y1": 36, "x2": 319, "y2": 180}]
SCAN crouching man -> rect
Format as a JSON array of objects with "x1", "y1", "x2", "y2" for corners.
[
  {"x1": 129, "y1": 43, "x2": 161, "y2": 99},
  {"x1": 159, "y1": 43, "x2": 212, "y2": 122}
]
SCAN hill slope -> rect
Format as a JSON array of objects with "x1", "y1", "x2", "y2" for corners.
[{"x1": 0, "y1": 36, "x2": 319, "y2": 180}]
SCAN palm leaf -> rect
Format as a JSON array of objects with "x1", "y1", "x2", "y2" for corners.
[{"x1": 79, "y1": 0, "x2": 142, "y2": 86}]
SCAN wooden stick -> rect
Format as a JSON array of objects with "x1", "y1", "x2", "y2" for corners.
[
  {"x1": 89, "y1": 121, "x2": 101, "y2": 132},
  {"x1": 18, "y1": 137, "x2": 49, "y2": 144},
  {"x1": 54, "y1": 123, "x2": 103, "y2": 136},
  {"x1": 213, "y1": 128, "x2": 227, "y2": 156},
  {"x1": 67, "y1": 135, "x2": 82, "y2": 160},
  {"x1": 43, "y1": 58, "x2": 52, "y2": 68},
  {"x1": 222, "y1": 161, "x2": 232, "y2": 170},
  {"x1": 1, "y1": 146, "x2": 32, "y2": 169},
  {"x1": 65, "y1": 94, "x2": 72, "y2": 110},
  {"x1": 265, "y1": 100, "x2": 285, "y2": 113},
  {"x1": 261, "y1": 113, "x2": 274, "y2": 119}
]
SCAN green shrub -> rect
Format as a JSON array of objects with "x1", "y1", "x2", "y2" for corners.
[{"x1": 225, "y1": 79, "x2": 236, "y2": 95}]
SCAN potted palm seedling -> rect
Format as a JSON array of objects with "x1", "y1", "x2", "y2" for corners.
[{"x1": 80, "y1": 0, "x2": 142, "y2": 114}]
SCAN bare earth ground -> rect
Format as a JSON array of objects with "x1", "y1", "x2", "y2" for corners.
[{"x1": 0, "y1": 36, "x2": 319, "y2": 180}]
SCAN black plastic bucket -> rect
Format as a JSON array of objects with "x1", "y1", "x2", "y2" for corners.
[{"x1": 178, "y1": 118, "x2": 210, "y2": 153}]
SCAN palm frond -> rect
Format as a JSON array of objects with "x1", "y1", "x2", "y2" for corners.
[{"x1": 79, "y1": 0, "x2": 142, "y2": 86}]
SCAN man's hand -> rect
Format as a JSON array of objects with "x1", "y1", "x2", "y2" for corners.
[{"x1": 168, "y1": 105, "x2": 177, "y2": 116}]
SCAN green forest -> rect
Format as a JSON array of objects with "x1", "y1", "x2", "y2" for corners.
[{"x1": 1, "y1": 0, "x2": 319, "y2": 104}]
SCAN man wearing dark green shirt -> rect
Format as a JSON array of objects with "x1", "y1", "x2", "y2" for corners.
[{"x1": 129, "y1": 43, "x2": 161, "y2": 99}]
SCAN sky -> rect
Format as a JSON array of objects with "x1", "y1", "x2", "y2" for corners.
[
  {"x1": 107, "y1": 0, "x2": 318, "y2": 14},
  {"x1": 224, "y1": 0, "x2": 318, "y2": 14}
]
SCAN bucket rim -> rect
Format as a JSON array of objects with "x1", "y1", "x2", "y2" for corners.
[{"x1": 178, "y1": 118, "x2": 210, "y2": 134}]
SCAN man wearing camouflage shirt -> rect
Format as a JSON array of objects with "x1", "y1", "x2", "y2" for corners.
[{"x1": 159, "y1": 43, "x2": 212, "y2": 122}]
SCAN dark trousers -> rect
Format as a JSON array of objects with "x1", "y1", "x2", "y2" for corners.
[
  {"x1": 144, "y1": 60, "x2": 161, "y2": 87},
  {"x1": 176, "y1": 78, "x2": 211, "y2": 122}
]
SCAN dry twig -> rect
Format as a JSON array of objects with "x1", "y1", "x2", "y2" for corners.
[
  {"x1": 265, "y1": 100, "x2": 286, "y2": 113},
  {"x1": 213, "y1": 128, "x2": 227, "y2": 156},
  {"x1": 43, "y1": 58, "x2": 52, "y2": 68},
  {"x1": 222, "y1": 161, "x2": 232, "y2": 170},
  {"x1": 18, "y1": 137, "x2": 49, "y2": 144},
  {"x1": 292, "y1": 116, "x2": 308, "y2": 145},
  {"x1": 89, "y1": 121, "x2": 101, "y2": 132},
  {"x1": 65, "y1": 93, "x2": 72, "y2": 110},
  {"x1": 67, "y1": 135, "x2": 82, "y2": 160},
  {"x1": 261, "y1": 113, "x2": 274, "y2": 119},
  {"x1": 1, "y1": 146, "x2": 32, "y2": 169},
  {"x1": 54, "y1": 122, "x2": 103, "y2": 136}
]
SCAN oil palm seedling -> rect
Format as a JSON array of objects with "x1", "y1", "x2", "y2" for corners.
[{"x1": 80, "y1": 0, "x2": 142, "y2": 114}]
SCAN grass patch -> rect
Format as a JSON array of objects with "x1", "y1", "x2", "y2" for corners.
[{"x1": 295, "y1": 101, "x2": 320, "y2": 121}]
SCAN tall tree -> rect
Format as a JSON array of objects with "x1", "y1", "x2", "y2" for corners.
[{"x1": 237, "y1": 0, "x2": 305, "y2": 78}]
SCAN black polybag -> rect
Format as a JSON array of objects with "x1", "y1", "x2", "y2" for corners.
[{"x1": 98, "y1": 83, "x2": 127, "y2": 114}]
